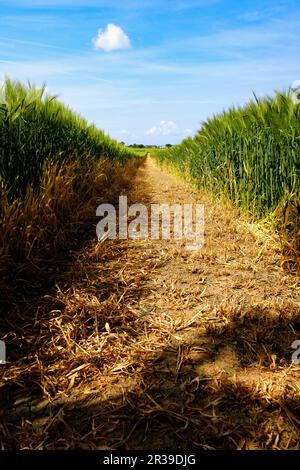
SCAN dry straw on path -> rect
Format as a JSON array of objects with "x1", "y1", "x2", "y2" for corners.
[{"x1": 0, "y1": 158, "x2": 299, "y2": 450}]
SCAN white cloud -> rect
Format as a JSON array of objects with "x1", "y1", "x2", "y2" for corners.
[
  {"x1": 239, "y1": 11, "x2": 261, "y2": 22},
  {"x1": 119, "y1": 129, "x2": 138, "y2": 140},
  {"x1": 93, "y1": 24, "x2": 131, "y2": 52},
  {"x1": 147, "y1": 121, "x2": 194, "y2": 137},
  {"x1": 183, "y1": 128, "x2": 193, "y2": 135},
  {"x1": 147, "y1": 120, "x2": 178, "y2": 135}
]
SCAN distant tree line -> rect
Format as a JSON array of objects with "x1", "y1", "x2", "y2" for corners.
[{"x1": 120, "y1": 143, "x2": 173, "y2": 149}]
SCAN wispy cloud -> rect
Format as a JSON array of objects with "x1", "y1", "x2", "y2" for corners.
[
  {"x1": 182, "y1": 21, "x2": 298, "y2": 53},
  {"x1": 146, "y1": 121, "x2": 195, "y2": 137},
  {"x1": 0, "y1": 58, "x2": 82, "y2": 80},
  {"x1": 0, "y1": 36, "x2": 73, "y2": 54},
  {"x1": 120, "y1": 129, "x2": 137, "y2": 139},
  {"x1": 147, "y1": 120, "x2": 178, "y2": 136},
  {"x1": 0, "y1": 0, "x2": 218, "y2": 9},
  {"x1": 93, "y1": 24, "x2": 131, "y2": 52},
  {"x1": 174, "y1": 0, "x2": 219, "y2": 10},
  {"x1": 239, "y1": 10, "x2": 262, "y2": 22},
  {"x1": 183, "y1": 128, "x2": 194, "y2": 135},
  {"x1": 144, "y1": 121, "x2": 195, "y2": 144},
  {"x1": 0, "y1": 14, "x2": 65, "y2": 26}
]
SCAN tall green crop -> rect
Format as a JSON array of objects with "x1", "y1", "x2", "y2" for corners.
[
  {"x1": 155, "y1": 91, "x2": 300, "y2": 218},
  {"x1": 0, "y1": 78, "x2": 136, "y2": 198}
]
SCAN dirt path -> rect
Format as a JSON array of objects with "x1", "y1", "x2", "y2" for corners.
[{"x1": 2, "y1": 157, "x2": 300, "y2": 450}]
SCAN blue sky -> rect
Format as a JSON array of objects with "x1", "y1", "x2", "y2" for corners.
[{"x1": 0, "y1": 0, "x2": 300, "y2": 145}]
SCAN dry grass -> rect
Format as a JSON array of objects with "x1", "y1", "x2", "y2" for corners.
[
  {"x1": 274, "y1": 197, "x2": 300, "y2": 275},
  {"x1": 0, "y1": 157, "x2": 299, "y2": 450}
]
